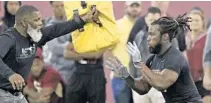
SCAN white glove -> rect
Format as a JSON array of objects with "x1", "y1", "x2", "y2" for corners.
[
  {"x1": 104, "y1": 57, "x2": 129, "y2": 79},
  {"x1": 126, "y1": 41, "x2": 143, "y2": 68}
]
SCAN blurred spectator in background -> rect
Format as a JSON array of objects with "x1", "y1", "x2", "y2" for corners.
[
  {"x1": 0, "y1": 1, "x2": 21, "y2": 33},
  {"x1": 151, "y1": 1, "x2": 170, "y2": 17},
  {"x1": 128, "y1": 1, "x2": 170, "y2": 38},
  {"x1": 128, "y1": 7, "x2": 165, "y2": 103},
  {"x1": 203, "y1": 20, "x2": 211, "y2": 102},
  {"x1": 128, "y1": 7, "x2": 160, "y2": 45},
  {"x1": 185, "y1": 7, "x2": 211, "y2": 103},
  {"x1": 189, "y1": 6, "x2": 210, "y2": 30},
  {"x1": 44, "y1": 1, "x2": 66, "y2": 25},
  {"x1": 111, "y1": 1, "x2": 142, "y2": 103},
  {"x1": 23, "y1": 48, "x2": 65, "y2": 103},
  {"x1": 42, "y1": 1, "x2": 74, "y2": 83}
]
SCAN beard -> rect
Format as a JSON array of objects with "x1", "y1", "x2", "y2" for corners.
[
  {"x1": 27, "y1": 25, "x2": 43, "y2": 42},
  {"x1": 149, "y1": 43, "x2": 162, "y2": 54}
]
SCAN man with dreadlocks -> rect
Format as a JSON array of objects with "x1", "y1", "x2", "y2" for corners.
[{"x1": 104, "y1": 14, "x2": 202, "y2": 103}]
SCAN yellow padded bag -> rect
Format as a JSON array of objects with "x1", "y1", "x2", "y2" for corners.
[{"x1": 64, "y1": 1, "x2": 119, "y2": 53}]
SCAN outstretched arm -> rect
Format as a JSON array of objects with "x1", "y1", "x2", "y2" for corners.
[
  {"x1": 38, "y1": 18, "x2": 85, "y2": 46},
  {"x1": 38, "y1": 8, "x2": 98, "y2": 46}
]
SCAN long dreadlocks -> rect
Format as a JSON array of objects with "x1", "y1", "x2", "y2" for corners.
[{"x1": 151, "y1": 13, "x2": 192, "y2": 41}]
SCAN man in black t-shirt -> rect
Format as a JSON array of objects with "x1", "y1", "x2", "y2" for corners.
[
  {"x1": 0, "y1": 5, "x2": 97, "y2": 103},
  {"x1": 105, "y1": 14, "x2": 202, "y2": 103}
]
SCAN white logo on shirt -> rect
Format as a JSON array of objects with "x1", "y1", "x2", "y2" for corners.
[{"x1": 19, "y1": 44, "x2": 36, "y2": 59}]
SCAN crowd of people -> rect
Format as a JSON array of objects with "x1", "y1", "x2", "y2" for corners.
[{"x1": 0, "y1": 1, "x2": 211, "y2": 103}]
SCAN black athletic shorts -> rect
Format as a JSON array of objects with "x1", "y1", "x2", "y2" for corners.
[{"x1": 65, "y1": 63, "x2": 106, "y2": 103}]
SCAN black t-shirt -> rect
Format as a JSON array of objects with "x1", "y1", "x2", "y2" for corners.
[
  {"x1": 0, "y1": 19, "x2": 84, "y2": 90},
  {"x1": 149, "y1": 46, "x2": 201, "y2": 103}
]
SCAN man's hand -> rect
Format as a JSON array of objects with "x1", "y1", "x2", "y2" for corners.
[
  {"x1": 8, "y1": 73, "x2": 25, "y2": 90},
  {"x1": 126, "y1": 41, "x2": 143, "y2": 68},
  {"x1": 203, "y1": 75, "x2": 211, "y2": 90},
  {"x1": 104, "y1": 56, "x2": 129, "y2": 79}
]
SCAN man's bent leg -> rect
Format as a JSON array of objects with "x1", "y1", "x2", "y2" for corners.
[
  {"x1": 88, "y1": 69, "x2": 106, "y2": 103},
  {"x1": 65, "y1": 73, "x2": 86, "y2": 103}
]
